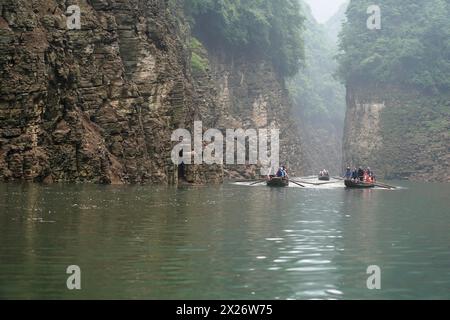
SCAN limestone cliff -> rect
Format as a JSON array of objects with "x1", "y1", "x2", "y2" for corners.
[
  {"x1": 343, "y1": 86, "x2": 450, "y2": 182},
  {"x1": 0, "y1": 0, "x2": 221, "y2": 184},
  {"x1": 300, "y1": 122, "x2": 343, "y2": 175},
  {"x1": 0, "y1": 0, "x2": 307, "y2": 185},
  {"x1": 190, "y1": 42, "x2": 308, "y2": 179}
]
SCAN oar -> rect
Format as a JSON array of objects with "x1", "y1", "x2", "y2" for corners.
[
  {"x1": 294, "y1": 180, "x2": 329, "y2": 186},
  {"x1": 316, "y1": 181, "x2": 341, "y2": 185},
  {"x1": 374, "y1": 183, "x2": 395, "y2": 189},
  {"x1": 374, "y1": 181, "x2": 396, "y2": 189},
  {"x1": 294, "y1": 179, "x2": 342, "y2": 186},
  {"x1": 293, "y1": 180, "x2": 317, "y2": 185},
  {"x1": 250, "y1": 179, "x2": 266, "y2": 186},
  {"x1": 234, "y1": 179, "x2": 263, "y2": 183},
  {"x1": 290, "y1": 180, "x2": 305, "y2": 188},
  {"x1": 374, "y1": 182, "x2": 397, "y2": 189}
]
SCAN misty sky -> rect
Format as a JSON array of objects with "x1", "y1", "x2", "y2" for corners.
[{"x1": 304, "y1": 0, "x2": 348, "y2": 23}]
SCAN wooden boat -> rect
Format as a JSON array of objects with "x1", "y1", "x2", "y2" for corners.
[
  {"x1": 318, "y1": 175, "x2": 330, "y2": 181},
  {"x1": 267, "y1": 177, "x2": 289, "y2": 187},
  {"x1": 344, "y1": 180, "x2": 375, "y2": 189}
]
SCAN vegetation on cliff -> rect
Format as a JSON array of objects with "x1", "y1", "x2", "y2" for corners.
[
  {"x1": 183, "y1": 0, "x2": 305, "y2": 77},
  {"x1": 190, "y1": 38, "x2": 210, "y2": 73},
  {"x1": 337, "y1": 0, "x2": 450, "y2": 92},
  {"x1": 339, "y1": 0, "x2": 450, "y2": 181}
]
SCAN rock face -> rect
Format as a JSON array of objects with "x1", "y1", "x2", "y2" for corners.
[
  {"x1": 343, "y1": 85, "x2": 450, "y2": 182},
  {"x1": 0, "y1": 0, "x2": 222, "y2": 184},
  {"x1": 300, "y1": 122, "x2": 343, "y2": 175},
  {"x1": 192, "y1": 45, "x2": 308, "y2": 179},
  {"x1": 0, "y1": 0, "x2": 307, "y2": 184}
]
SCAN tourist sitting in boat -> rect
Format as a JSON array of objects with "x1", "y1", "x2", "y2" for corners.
[
  {"x1": 347, "y1": 166, "x2": 376, "y2": 184},
  {"x1": 276, "y1": 168, "x2": 283, "y2": 177},
  {"x1": 358, "y1": 167, "x2": 364, "y2": 182},
  {"x1": 364, "y1": 173, "x2": 375, "y2": 183},
  {"x1": 319, "y1": 170, "x2": 329, "y2": 177},
  {"x1": 367, "y1": 167, "x2": 376, "y2": 183},
  {"x1": 276, "y1": 166, "x2": 287, "y2": 178},
  {"x1": 351, "y1": 168, "x2": 358, "y2": 181},
  {"x1": 344, "y1": 167, "x2": 352, "y2": 179},
  {"x1": 363, "y1": 170, "x2": 369, "y2": 182}
]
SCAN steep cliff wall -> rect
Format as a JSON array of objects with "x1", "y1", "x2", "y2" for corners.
[
  {"x1": 0, "y1": 0, "x2": 222, "y2": 184},
  {"x1": 343, "y1": 86, "x2": 450, "y2": 182},
  {"x1": 339, "y1": 1, "x2": 449, "y2": 182},
  {"x1": 300, "y1": 122, "x2": 343, "y2": 175},
  {"x1": 191, "y1": 44, "x2": 308, "y2": 179}
]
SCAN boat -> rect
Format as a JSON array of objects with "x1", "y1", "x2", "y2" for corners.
[
  {"x1": 267, "y1": 177, "x2": 289, "y2": 187},
  {"x1": 344, "y1": 180, "x2": 375, "y2": 189},
  {"x1": 318, "y1": 170, "x2": 330, "y2": 181}
]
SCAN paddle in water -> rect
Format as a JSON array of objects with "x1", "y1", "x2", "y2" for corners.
[
  {"x1": 374, "y1": 182, "x2": 397, "y2": 189},
  {"x1": 290, "y1": 180, "x2": 305, "y2": 188},
  {"x1": 250, "y1": 179, "x2": 266, "y2": 186}
]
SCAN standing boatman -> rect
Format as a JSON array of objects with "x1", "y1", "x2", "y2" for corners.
[{"x1": 344, "y1": 166, "x2": 352, "y2": 180}]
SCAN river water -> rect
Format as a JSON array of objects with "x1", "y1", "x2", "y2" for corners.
[{"x1": 0, "y1": 180, "x2": 449, "y2": 299}]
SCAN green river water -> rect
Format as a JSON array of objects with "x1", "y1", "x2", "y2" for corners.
[{"x1": 0, "y1": 180, "x2": 449, "y2": 299}]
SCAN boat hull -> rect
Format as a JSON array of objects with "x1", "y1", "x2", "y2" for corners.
[
  {"x1": 318, "y1": 176, "x2": 330, "y2": 181},
  {"x1": 344, "y1": 180, "x2": 375, "y2": 188},
  {"x1": 267, "y1": 177, "x2": 289, "y2": 187}
]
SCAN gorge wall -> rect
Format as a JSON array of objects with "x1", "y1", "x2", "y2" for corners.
[
  {"x1": 339, "y1": 0, "x2": 450, "y2": 182},
  {"x1": 343, "y1": 86, "x2": 450, "y2": 182},
  {"x1": 0, "y1": 0, "x2": 307, "y2": 184},
  {"x1": 192, "y1": 45, "x2": 308, "y2": 179},
  {"x1": 0, "y1": 0, "x2": 222, "y2": 184}
]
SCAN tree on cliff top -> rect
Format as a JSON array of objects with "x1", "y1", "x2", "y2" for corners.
[
  {"x1": 337, "y1": 0, "x2": 450, "y2": 92},
  {"x1": 184, "y1": 0, "x2": 305, "y2": 77}
]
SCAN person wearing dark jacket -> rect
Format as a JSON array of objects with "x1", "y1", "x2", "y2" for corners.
[
  {"x1": 358, "y1": 167, "x2": 364, "y2": 182},
  {"x1": 351, "y1": 168, "x2": 358, "y2": 181}
]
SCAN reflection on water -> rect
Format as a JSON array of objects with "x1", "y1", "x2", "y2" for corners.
[{"x1": 0, "y1": 182, "x2": 449, "y2": 299}]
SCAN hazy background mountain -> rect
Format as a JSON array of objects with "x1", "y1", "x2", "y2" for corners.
[
  {"x1": 304, "y1": 0, "x2": 349, "y2": 23},
  {"x1": 290, "y1": 0, "x2": 348, "y2": 174},
  {"x1": 325, "y1": 1, "x2": 349, "y2": 45}
]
